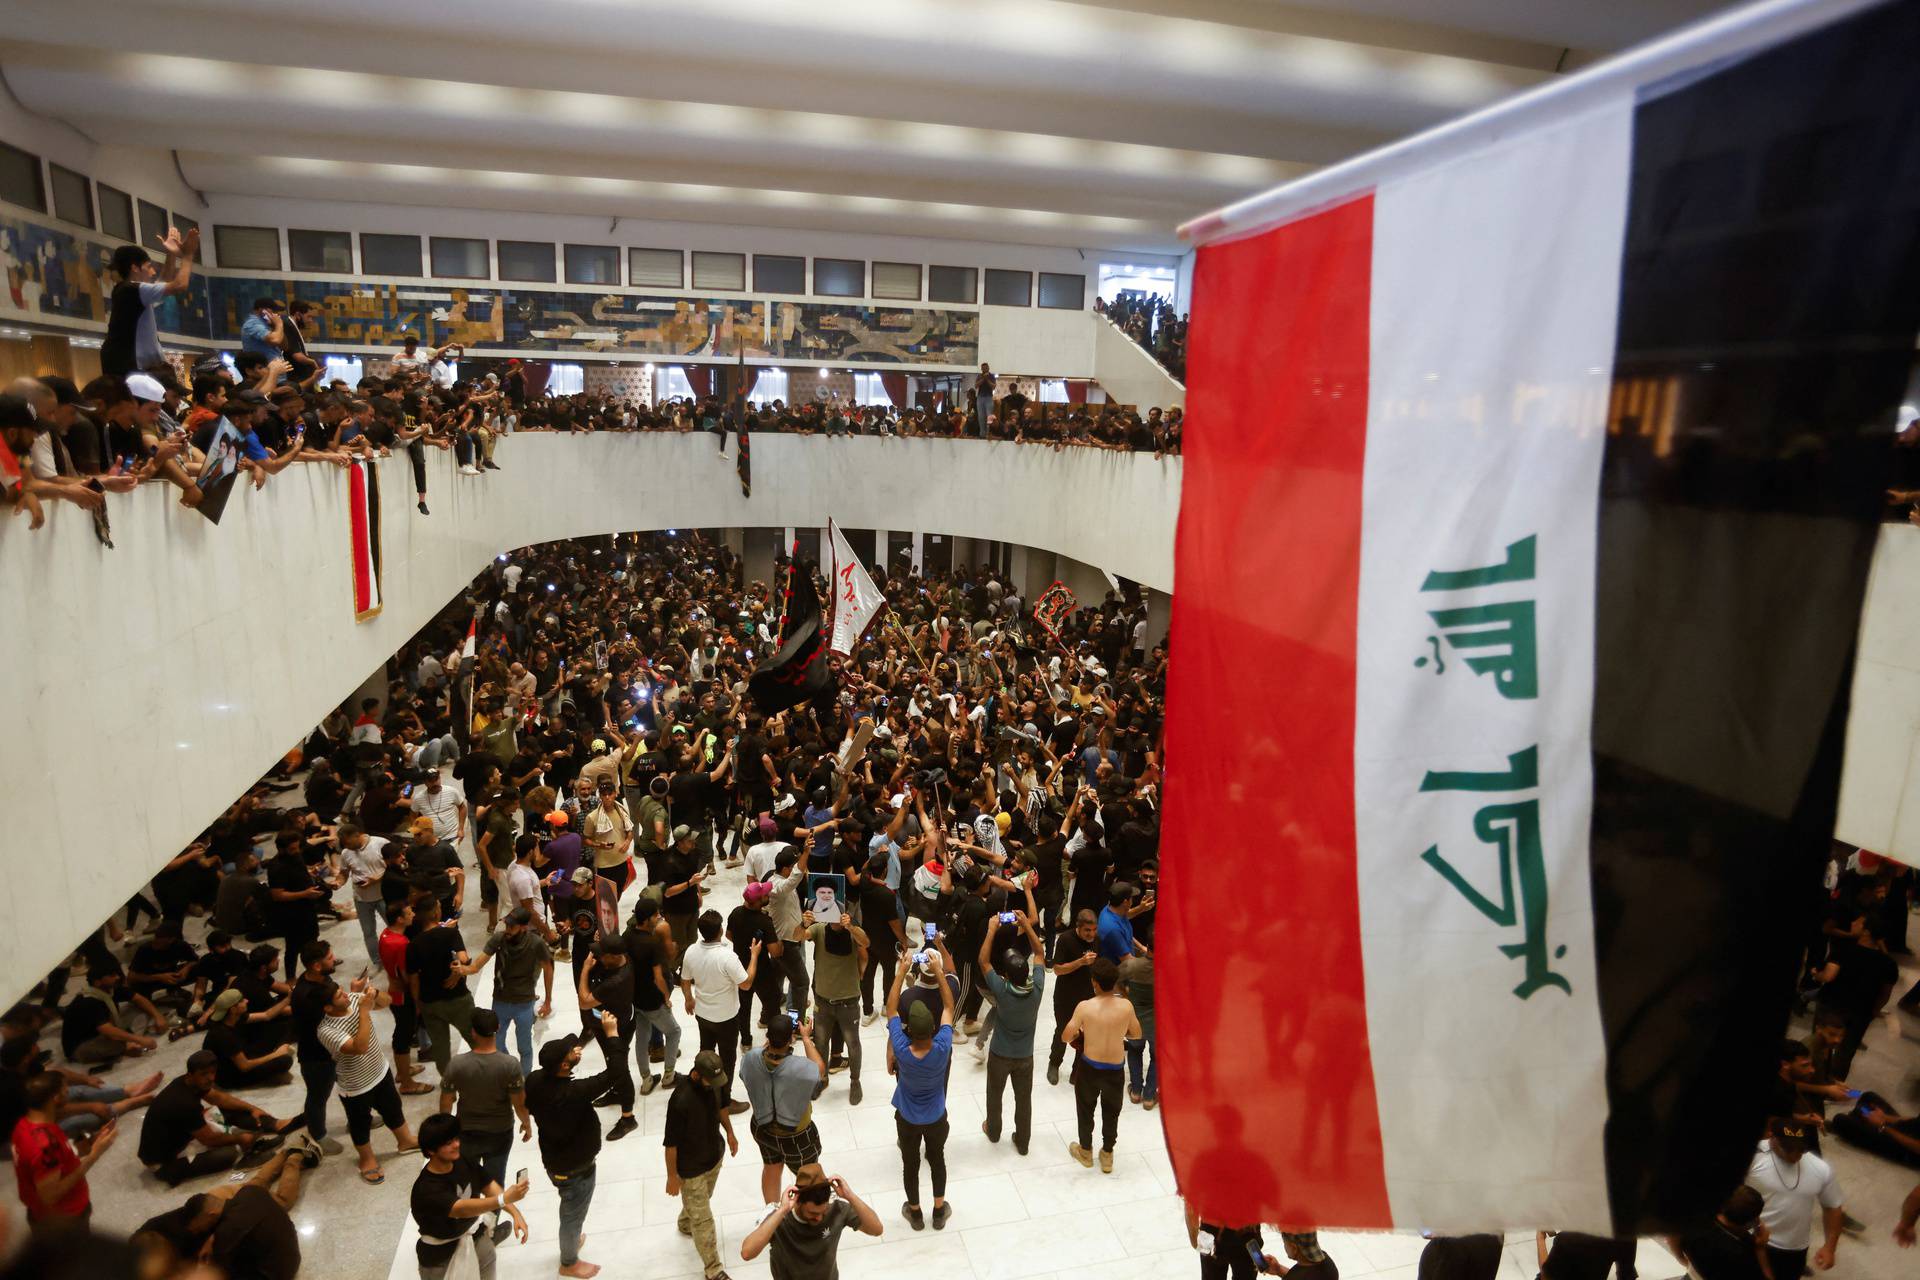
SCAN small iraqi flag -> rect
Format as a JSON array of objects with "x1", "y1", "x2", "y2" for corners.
[{"x1": 1160, "y1": 0, "x2": 1920, "y2": 1237}]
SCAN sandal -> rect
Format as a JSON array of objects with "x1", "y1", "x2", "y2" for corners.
[
  {"x1": 359, "y1": 1168, "x2": 385, "y2": 1185},
  {"x1": 1128, "y1": 1088, "x2": 1143, "y2": 1105},
  {"x1": 398, "y1": 1082, "x2": 434, "y2": 1096}
]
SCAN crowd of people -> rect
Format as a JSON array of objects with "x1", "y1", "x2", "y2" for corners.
[
  {"x1": 0, "y1": 240, "x2": 1183, "y2": 536},
  {"x1": 1098, "y1": 292, "x2": 1187, "y2": 383}
]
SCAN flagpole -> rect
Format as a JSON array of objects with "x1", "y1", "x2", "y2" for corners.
[{"x1": 775, "y1": 539, "x2": 798, "y2": 643}]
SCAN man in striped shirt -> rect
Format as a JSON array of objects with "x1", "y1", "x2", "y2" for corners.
[{"x1": 317, "y1": 979, "x2": 420, "y2": 1186}]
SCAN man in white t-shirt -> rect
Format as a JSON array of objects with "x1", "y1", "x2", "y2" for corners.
[
  {"x1": 409, "y1": 773, "x2": 468, "y2": 846},
  {"x1": 316, "y1": 980, "x2": 419, "y2": 1185},
  {"x1": 680, "y1": 910, "x2": 761, "y2": 1113},
  {"x1": 337, "y1": 824, "x2": 390, "y2": 966},
  {"x1": 1746, "y1": 1119, "x2": 1846, "y2": 1279},
  {"x1": 502, "y1": 561, "x2": 524, "y2": 594}
]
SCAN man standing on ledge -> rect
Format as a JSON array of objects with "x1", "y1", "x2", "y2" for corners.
[{"x1": 973, "y1": 363, "x2": 996, "y2": 439}]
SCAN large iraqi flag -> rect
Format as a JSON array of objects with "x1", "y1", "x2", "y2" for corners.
[{"x1": 1161, "y1": 0, "x2": 1920, "y2": 1236}]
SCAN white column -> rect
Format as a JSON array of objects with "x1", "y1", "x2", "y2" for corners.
[{"x1": 911, "y1": 532, "x2": 924, "y2": 574}]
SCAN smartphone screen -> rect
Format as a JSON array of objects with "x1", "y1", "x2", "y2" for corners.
[
  {"x1": 924, "y1": 922, "x2": 938, "y2": 941},
  {"x1": 998, "y1": 912, "x2": 1016, "y2": 925}
]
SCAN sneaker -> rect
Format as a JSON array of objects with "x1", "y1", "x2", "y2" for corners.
[
  {"x1": 1143, "y1": 1097, "x2": 1158, "y2": 1111},
  {"x1": 638, "y1": 1074, "x2": 659, "y2": 1097},
  {"x1": 828, "y1": 1056, "x2": 848, "y2": 1074},
  {"x1": 725, "y1": 1100, "x2": 751, "y2": 1116},
  {"x1": 1842, "y1": 1213, "x2": 1867, "y2": 1236},
  {"x1": 606, "y1": 1115, "x2": 638, "y2": 1142},
  {"x1": 459, "y1": 464, "x2": 481, "y2": 476},
  {"x1": 1013, "y1": 1137, "x2": 1029, "y2": 1156},
  {"x1": 959, "y1": 1019, "x2": 981, "y2": 1036},
  {"x1": 1046, "y1": 1064, "x2": 1061, "y2": 1087},
  {"x1": 903, "y1": 1203, "x2": 925, "y2": 1231},
  {"x1": 849, "y1": 1079, "x2": 862, "y2": 1106},
  {"x1": 862, "y1": 1009, "x2": 880, "y2": 1026},
  {"x1": 932, "y1": 1202, "x2": 952, "y2": 1230},
  {"x1": 482, "y1": 460, "x2": 500, "y2": 471},
  {"x1": 1068, "y1": 1142, "x2": 1093, "y2": 1168},
  {"x1": 659, "y1": 1070, "x2": 676, "y2": 1089},
  {"x1": 1099, "y1": 1149, "x2": 1114, "y2": 1174},
  {"x1": 970, "y1": 1038, "x2": 989, "y2": 1063},
  {"x1": 650, "y1": 1046, "x2": 666, "y2": 1064},
  {"x1": 417, "y1": 501, "x2": 430, "y2": 515},
  {"x1": 981, "y1": 1121, "x2": 998, "y2": 1145}
]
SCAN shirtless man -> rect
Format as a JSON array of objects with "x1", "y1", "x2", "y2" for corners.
[{"x1": 1062, "y1": 957, "x2": 1139, "y2": 1173}]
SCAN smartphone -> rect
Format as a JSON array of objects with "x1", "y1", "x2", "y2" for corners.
[
  {"x1": 924, "y1": 922, "x2": 938, "y2": 941},
  {"x1": 514, "y1": 1166, "x2": 527, "y2": 1185},
  {"x1": 787, "y1": 1010, "x2": 802, "y2": 1028},
  {"x1": 1249, "y1": 1245, "x2": 1269, "y2": 1270},
  {"x1": 1846, "y1": 1088, "x2": 1863, "y2": 1100},
  {"x1": 403, "y1": 783, "x2": 414, "y2": 798},
  {"x1": 998, "y1": 912, "x2": 1017, "y2": 925}
]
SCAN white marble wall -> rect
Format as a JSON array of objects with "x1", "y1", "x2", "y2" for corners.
[
  {"x1": 1837, "y1": 523, "x2": 1920, "y2": 864},
  {"x1": 0, "y1": 434, "x2": 1180, "y2": 997}
]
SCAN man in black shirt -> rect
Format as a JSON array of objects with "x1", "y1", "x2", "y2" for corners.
[
  {"x1": 201, "y1": 988, "x2": 293, "y2": 1089},
  {"x1": 136, "y1": 1140, "x2": 319, "y2": 1280},
  {"x1": 266, "y1": 833, "x2": 332, "y2": 981},
  {"x1": 129, "y1": 921, "x2": 199, "y2": 1012},
  {"x1": 1674, "y1": 1186, "x2": 1771, "y2": 1280},
  {"x1": 287, "y1": 941, "x2": 343, "y2": 1156},
  {"x1": 409, "y1": 898, "x2": 478, "y2": 1078},
  {"x1": 727, "y1": 884, "x2": 785, "y2": 1049},
  {"x1": 662, "y1": 1050, "x2": 738, "y2": 1280},
  {"x1": 858, "y1": 854, "x2": 907, "y2": 1022},
  {"x1": 1046, "y1": 911, "x2": 1101, "y2": 1085},
  {"x1": 409, "y1": 1112, "x2": 529, "y2": 1280},
  {"x1": 623, "y1": 905, "x2": 683, "y2": 1094},
  {"x1": 576, "y1": 942, "x2": 640, "y2": 1142},
  {"x1": 660, "y1": 826, "x2": 707, "y2": 959},
  {"x1": 523, "y1": 1021, "x2": 621, "y2": 1279},
  {"x1": 137, "y1": 1051, "x2": 294, "y2": 1186}
]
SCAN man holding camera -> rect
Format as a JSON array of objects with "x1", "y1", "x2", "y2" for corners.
[{"x1": 978, "y1": 909, "x2": 1047, "y2": 1154}]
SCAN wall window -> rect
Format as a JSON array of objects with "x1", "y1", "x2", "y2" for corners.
[
  {"x1": 984, "y1": 269, "x2": 1032, "y2": 306},
  {"x1": 360, "y1": 233, "x2": 422, "y2": 277},
  {"x1": 321, "y1": 355, "x2": 365, "y2": 386},
  {"x1": 214, "y1": 225, "x2": 282, "y2": 270},
  {"x1": 548, "y1": 363, "x2": 585, "y2": 395},
  {"x1": 1038, "y1": 271, "x2": 1085, "y2": 310},
  {"x1": 498, "y1": 240, "x2": 555, "y2": 282},
  {"x1": 432, "y1": 236, "x2": 490, "y2": 280},
  {"x1": 97, "y1": 185, "x2": 135, "y2": 241},
  {"x1": 49, "y1": 164, "x2": 92, "y2": 229},
  {"x1": 0, "y1": 143, "x2": 43, "y2": 212},
  {"x1": 564, "y1": 244, "x2": 619, "y2": 285},
  {"x1": 747, "y1": 366, "x2": 789, "y2": 407},
  {"x1": 853, "y1": 372, "x2": 896, "y2": 406},
  {"x1": 629, "y1": 247, "x2": 682, "y2": 288},
  {"x1": 754, "y1": 254, "x2": 805, "y2": 294},
  {"x1": 173, "y1": 213, "x2": 201, "y2": 262},
  {"x1": 928, "y1": 265, "x2": 976, "y2": 304},
  {"x1": 137, "y1": 199, "x2": 169, "y2": 250},
  {"x1": 1039, "y1": 379, "x2": 1070, "y2": 403},
  {"x1": 691, "y1": 251, "x2": 744, "y2": 292},
  {"x1": 289, "y1": 229, "x2": 354, "y2": 274},
  {"x1": 813, "y1": 258, "x2": 864, "y2": 298},
  {"x1": 656, "y1": 365, "x2": 699, "y2": 403},
  {"x1": 871, "y1": 261, "x2": 921, "y2": 301}
]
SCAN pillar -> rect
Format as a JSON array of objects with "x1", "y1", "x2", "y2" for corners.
[
  {"x1": 1143, "y1": 588, "x2": 1173, "y2": 650},
  {"x1": 743, "y1": 529, "x2": 777, "y2": 593}
]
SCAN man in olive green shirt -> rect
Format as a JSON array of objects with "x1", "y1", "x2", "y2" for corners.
[{"x1": 804, "y1": 916, "x2": 868, "y2": 1105}]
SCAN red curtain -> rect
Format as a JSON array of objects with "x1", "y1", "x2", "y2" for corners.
[
  {"x1": 880, "y1": 373, "x2": 908, "y2": 407},
  {"x1": 684, "y1": 365, "x2": 713, "y2": 398},
  {"x1": 520, "y1": 361, "x2": 551, "y2": 398},
  {"x1": 1065, "y1": 380, "x2": 1089, "y2": 404},
  {"x1": 744, "y1": 366, "x2": 761, "y2": 399}
]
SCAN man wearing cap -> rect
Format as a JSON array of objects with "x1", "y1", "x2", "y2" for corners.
[
  {"x1": 728, "y1": 881, "x2": 786, "y2": 1049},
  {"x1": 737, "y1": 1012, "x2": 828, "y2": 1207},
  {"x1": 885, "y1": 947, "x2": 956, "y2": 1230},
  {"x1": 623, "y1": 897, "x2": 683, "y2": 1095},
  {"x1": 1746, "y1": 1117, "x2": 1847, "y2": 1279},
  {"x1": 578, "y1": 738, "x2": 622, "y2": 795},
  {"x1": 663, "y1": 1050, "x2": 741, "y2": 1280},
  {"x1": 583, "y1": 781, "x2": 635, "y2": 895},
  {"x1": 524, "y1": 1013, "x2": 624, "y2": 1279},
  {"x1": 661, "y1": 825, "x2": 709, "y2": 959},
  {"x1": 102, "y1": 226, "x2": 198, "y2": 379},
  {"x1": 466, "y1": 907, "x2": 553, "y2": 1076},
  {"x1": 200, "y1": 988, "x2": 293, "y2": 1090}
]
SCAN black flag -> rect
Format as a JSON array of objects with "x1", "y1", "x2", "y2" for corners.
[{"x1": 747, "y1": 567, "x2": 833, "y2": 714}]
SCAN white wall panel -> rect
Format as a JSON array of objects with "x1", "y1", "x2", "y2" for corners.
[
  {"x1": 0, "y1": 434, "x2": 1180, "y2": 999},
  {"x1": 977, "y1": 307, "x2": 1095, "y2": 378}
]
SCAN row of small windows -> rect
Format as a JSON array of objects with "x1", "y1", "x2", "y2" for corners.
[
  {"x1": 0, "y1": 140, "x2": 1084, "y2": 308},
  {"x1": 1, "y1": 139, "x2": 200, "y2": 260},
  {"x1": 221, "y1": 233, "x2": 1082, "y2": 306}
]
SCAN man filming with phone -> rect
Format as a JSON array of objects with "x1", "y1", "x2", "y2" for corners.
[{"x1": 737, "y1": 1007, "x2": 828, "y2": 1207}]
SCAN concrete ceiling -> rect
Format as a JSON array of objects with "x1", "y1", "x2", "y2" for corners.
[{"x1": 0, "y1": 0, "x2": 1736, "y2": 254}]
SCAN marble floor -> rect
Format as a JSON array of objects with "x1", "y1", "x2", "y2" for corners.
[{"x1": 10, "y1": 796, "x2": 1920, "y2": 1280}]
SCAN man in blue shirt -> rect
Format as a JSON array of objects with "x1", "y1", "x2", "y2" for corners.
[
  {"x1": 885, "y1": 950, "x2": 954, "y2": 1231},
  {"x1": 977, "y1": 911, "x2": 1046, "y2": 1154},
  {"x1": 1097, "y1": 883, "x2": 1144, "y2": 964},
  {"x1": 239, "y1": 298, "x2": 286, "y2": 363}
]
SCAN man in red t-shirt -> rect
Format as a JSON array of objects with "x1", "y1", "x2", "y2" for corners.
[{"x1": 12, "y1": 1072, "x2": 116, "y2": 1223}]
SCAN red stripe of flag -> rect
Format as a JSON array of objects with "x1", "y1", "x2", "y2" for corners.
[
  {"x1": 349, "y1": 462, "x2": 373, "y2": 615},
  {"x1": 1159, "y1": 195, "x2": 1390, "y2": 1226}
]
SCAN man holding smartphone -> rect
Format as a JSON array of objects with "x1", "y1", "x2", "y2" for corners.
[
  {"x1": 977, "y1": 909, "x2": 1046, "y2": 1154},
  {"x1": 736, "y1": 1013, "x2": 828, "y2": 1207}
]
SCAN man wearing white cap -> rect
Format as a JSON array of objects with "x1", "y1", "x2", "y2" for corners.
[{"x1": 117, "y1": 372, "x2": 206, "y2": 508}]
